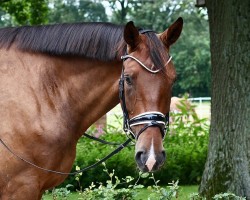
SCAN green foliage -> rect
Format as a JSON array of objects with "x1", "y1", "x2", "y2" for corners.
[
  {"x1": 109, "y1": 0, "x2": 130, "y2": 24},
  {"x1": 147, "y1": 177, "x2": 180, "y2": 200},
  {"x1": 190, "y1": 192, "x2": 246, "y2": 200},
  {"x1": 171, "y1": 6, "x2": 210, "y2": 97},
  {"x1": 0, "y1": 0, "x2": 48, "y2": 25},
  {"x1": 73, "y1": 163, "x2": 179, "y2": 200},
  {"x1": 155, "y1": 98, "x2": 209, "y2": 185},
  {"x1": 77, "y1": 162, "x2": 138, "y2": 200},
  {"x1": 213, "y1": 193, "x2": 246, "y2": 200},
  {"x1": 48, "y1": 0, "x2": 108, "y2": 23},
  {"x1": 0, "y1": 0, "x2": 108, "y2": 26},
  {"x1": 190, "y1": 193, "x2": 206, "y2": 200},
  {"x1": 51, "y1": 184, "x2": 73, "y2": 199}
]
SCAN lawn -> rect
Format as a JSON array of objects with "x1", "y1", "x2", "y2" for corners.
[
  {"x1": 134, "y1": 185, "x2": 198, "y2": 200},
  {"x1": 43, "y1": 185, "x2": 198, "y2": 200}
]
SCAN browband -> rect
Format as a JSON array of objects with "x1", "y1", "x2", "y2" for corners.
[
  {"x1": 121, "y1": 55, "x2": 172, "y2": 74},
  {"x1": 138, "y1": 29, "x2": 156, "y2": 34}
]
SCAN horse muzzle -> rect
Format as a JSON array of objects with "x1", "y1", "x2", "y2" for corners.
[
  {"x1": 135, "y1": 144, "x2": 166, "y2": 172},
  {"x1": 125, "y1": 112, "x2": 168, "y2": 172}
]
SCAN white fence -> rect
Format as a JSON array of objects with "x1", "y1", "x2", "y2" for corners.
[
  {"x1": 189, "y1": 97, "x2": 211, "y2": 105},
  {"x1": 106, "y1": 97, "x2": 211, "y2": 123},
  {"x1": 188, "y1": 97, "x2": 211, "y2": 118}
]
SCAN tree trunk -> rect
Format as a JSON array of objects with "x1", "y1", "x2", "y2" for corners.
[{"x1": 199, "y1": 0, "x2": 250, "y2": 199}]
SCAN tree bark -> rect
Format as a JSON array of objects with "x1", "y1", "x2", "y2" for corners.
[{"x1": 199, "y1": 0, "x2": 250, "y2": 199}]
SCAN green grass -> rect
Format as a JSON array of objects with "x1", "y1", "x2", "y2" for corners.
[
  {"x1": 43, "y1": 193, "x2": 78, "y2": 200},
  {"x1": 178, "y1": 185, "x2": 199, "y2": 199},
  {"x1": 42, "y1": 185, "x2": 198, "y2": 200},
  {"x1": 135, "y1": 185, "x2": 198, "y2": 200}
]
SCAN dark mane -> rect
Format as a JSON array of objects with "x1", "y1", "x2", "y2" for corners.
[
  {"x1": 0, "y1": 22, "x2": 168, "y2": 69},
  {"x1": 0, "y1": 22, "x2": 126, "y2": 61},
  {"x1": 144, "y1": 32, "x2": 169, "y2": 72}
]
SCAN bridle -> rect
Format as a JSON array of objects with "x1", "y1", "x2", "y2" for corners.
[
  {"x1": 119, "y1": 37, "x2": 171, "y2": 141},
  {"x1": 0, "y1": 29, "x2": 171, "y2": 175}
]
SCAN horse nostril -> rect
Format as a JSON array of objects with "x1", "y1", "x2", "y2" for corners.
[
  {"x1": 162, "y1": 150, "x2": 166, "y2": 159},
  {"x1": 158, "y1": 150, "x2": 166, "y2": 166},
  {"x1": 135, "y1": 151, "x2": 142, "y2": 162},
  {"x1": 135, "y1": 151, "x2": 146, "y2": 164},
  {"x1": 135, "y1": 151, "x2": 142, "y2": 158},
  {"x1": 136, "y1": 150, "x2": 166, "y2": 172},
  {"x1": 135, "y1": 150, "x2": 149, "y2": 172}
]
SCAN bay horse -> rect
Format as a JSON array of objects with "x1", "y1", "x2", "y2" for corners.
[
  {"x1": 170, "y1": 96, "x2": 198, "y2": 123},
  {"x1": 0, "y1": 18, "x2": 183, "y2": 199}
]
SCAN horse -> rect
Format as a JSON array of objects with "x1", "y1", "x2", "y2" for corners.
[
  {"x1": 0, "y1": 18, "x2": 183, "y2": 199},
  {"x1": 170, "y1": 96, "x2": 198, "y2": 123},
  {"x1": 170, "y1": 96, "x2": 192, "y2": 113}
]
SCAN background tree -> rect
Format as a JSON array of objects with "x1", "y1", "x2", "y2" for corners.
[
  {"x1": 199, "y1": 0, "x2": 250, "y2": 198},
  {"x1": 108, "y1": 0, "x2": 130, "y2": 24},
  {"x1": 126, "y1": 0, "x2": 211, "y2": 97},
  {"x1": 48, "y1": 0, "x2": 108, "y2": 23},
  {"x1": 0, "y1": 0, "x2": 48, "y2": 25},
  {"x1": 0, "y1": 7, "x2": 11, "y2": 27},
  {"x1": 172, "y1": 8, "x2": 210, "y2": 97}
]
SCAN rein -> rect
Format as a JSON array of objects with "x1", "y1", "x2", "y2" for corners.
[
  {"x1": 0, "y1": 135, "x2": 132, "y2": 175},
  {"x1": 0, "y1": 29, "x2": 170, "y2": 176}
]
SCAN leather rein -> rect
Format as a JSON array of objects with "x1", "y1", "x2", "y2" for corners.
[{"x1": 0, "y1": 29, "x2": 171, "y2": 175}]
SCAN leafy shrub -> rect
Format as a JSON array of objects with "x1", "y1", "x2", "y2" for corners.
[
  {"x1": 213, "y1": 193, "x2": 246, "y2": 200},
  {"x1": 190, "y1": 192, "x2": 246, "y2": 200},
  {"x1": 50, "y1": 184, "x2": 73, "y2": 199},
  {"x1": 77, "y1": 162, "x2": 137, "y2": 200},
  {"x1": 156, "y1": 100, "x2": 209, "y2": 185},
  {"x1": 77, "y1": 163, "x2": 179, "y2": 200}
]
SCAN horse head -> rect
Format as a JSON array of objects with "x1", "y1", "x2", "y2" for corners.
[{"x1": 120, "y1": 18, "x2": 183, "y2": 172}]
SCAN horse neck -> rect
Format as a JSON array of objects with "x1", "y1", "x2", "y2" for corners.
[{"x1": 50, "y1": 57, "x2": 122, "y2": 136}]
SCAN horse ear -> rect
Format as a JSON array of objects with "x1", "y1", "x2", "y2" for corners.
[
  {"x1": 124, "y1": 21, "x2": 140, "y2": 50},
  {"x1": 159, "y1": 17, "x2": 183, "y2": 48}
]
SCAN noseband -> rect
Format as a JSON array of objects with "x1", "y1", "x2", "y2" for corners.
[{"x1": 119, "y1": 30, "x2": 171, "y2": 140}]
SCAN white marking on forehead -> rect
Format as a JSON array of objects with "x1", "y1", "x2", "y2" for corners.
[{"x1": 145, "y1": 138, "x2": 156, "y2": 172}]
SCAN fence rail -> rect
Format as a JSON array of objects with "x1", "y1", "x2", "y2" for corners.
[
  {"x1": 188, "y1": 97, "x2": 211, "y2": 105},
  {"x1": 104, "y1": 97, "x2": 212, "y2": 126}
]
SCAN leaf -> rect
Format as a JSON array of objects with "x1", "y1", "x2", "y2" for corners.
[
  {"x1": 133, "y1": 184, "x2": 144, "y2": 189},
  {"x1": 141, "y1": 172, "x2": 150, "y2": 178}
]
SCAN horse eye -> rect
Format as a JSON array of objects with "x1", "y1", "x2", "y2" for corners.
[{"x1": 124, "y1": 75, "x2": 133, "y2": 85}]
